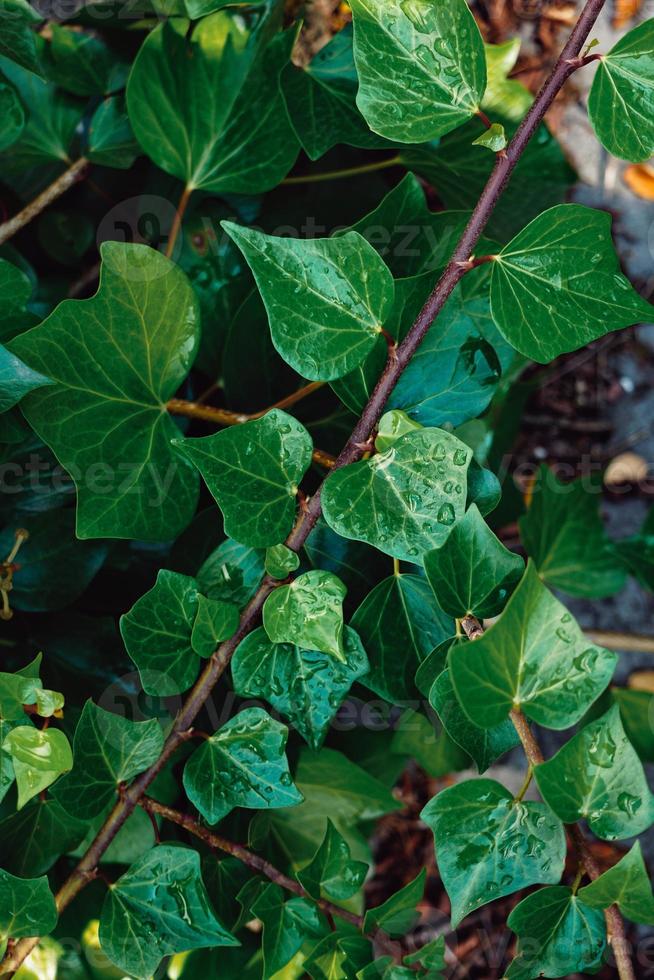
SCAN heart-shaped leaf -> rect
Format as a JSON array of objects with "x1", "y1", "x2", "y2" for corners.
[
  {"x1": 265, "y1": 543, "x2": 300, "y2": 579},
  {"x1": 87, "y1": 96, "x2": 140, "y2": 170},
  {"x1": 191, "y1": 595, "x2": 239, "y2": 658},
  {"x1": 263, "y1": 570, "x2": 347, "y2": 661},
  {"x1": 251, "y1": 883, "x2": 325, "y2": 979},
  {"x1": 578, "y1": 841, "x2": 654, "y2": 925},
  {"x1": 2, "y1": 726, "x2": 72, "y2": 809},
  {"x1": 297, "y1": 819, "x2": 368, "y2": 901},
  {"x1": 0, "y1": 798, "x2": 88, "y2": 876},
  {"x1": 0, "y1": 0, "x2": 42, "y2": 76},
  {"x1": 0, "y1": 870, "x2": 57, "y2": 959},
  {"x1": 363, "y1": 870, "x2": 426, "y2": 936}
]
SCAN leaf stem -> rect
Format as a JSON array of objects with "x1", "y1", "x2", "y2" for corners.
[
  {"x1": 0, "y1": 1, "x2": 611, "y2": 971},
  {"x1": 166, "y1": 184, "x2": 193, "y2": 259},
  {"x1": 513, "y1": 765, "x2": 533, "y2": 803},
  {"x1": 476, "y1": 108, "x2": 493, "y2": 130},
  {"x1": 281, "y1": 156, "x2": 402, "y2": 185},
  {"x1": 0, "y1": 158, "x2": 89, "y2": 247}
]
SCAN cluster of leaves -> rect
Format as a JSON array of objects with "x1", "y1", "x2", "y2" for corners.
[{"x1": 2, "y1": 1, "x2": 654, "y2": 979}]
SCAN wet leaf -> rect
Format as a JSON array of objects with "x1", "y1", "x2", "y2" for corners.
[
  {"x1": 263, "y1": 570, "x2": 348, "y2": 661},
  {"x1": 578, "y1": 841, "x2": 654, "y2": 924},
  {"x1": 2, "y1": 726, "x2": 72, "y2": 809},
  {"x1": 265, "y1": 543, "x2": 300, "y2": 579}
]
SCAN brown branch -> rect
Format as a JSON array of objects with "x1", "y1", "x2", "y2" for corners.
[
  {"x1": 461, "y1": 616, "x2": 635, "y2": 980},
  {"x1": 166, "y1": 184, "x2": 193, "y2": 259},
  {"x1": 0, "y1": 2, "x2": 609, "y2": 972},
  {"x1": 0, "y1": 158, "x2": 89, "y2": 246}
]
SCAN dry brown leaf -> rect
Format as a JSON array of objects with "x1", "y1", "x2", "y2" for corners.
[
  {"x1": 623, "y1": 163, "x2": 654, "y2": 200},
  {"x1": 613, "y1": 0, "x2": 644, "y2": 28}
]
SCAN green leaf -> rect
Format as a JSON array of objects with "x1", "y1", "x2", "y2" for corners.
[
  {"x1": 578, "y1": 841, "x2": 654, "y2": 924},
  {"x1": 403, "y1": 936, "x2": 446, "y2": 972},
  {"x1": 0, "y1": 0, "x2": 42, "y2": 76},
  {"x1": 174, "y1": 410, "x2": 312, "y2": 548},
  {"x1": 449, "y1": 562, "x2": 617, "y2": 729},
  {"x1": 297, "y1": 819, "x2": 368, "y2": 901},
  {"x1": 0, "y1": 81, "x2": 25, "y2": 152},
  {"x1": 183, "y1": 706, "x2": 302, "y2": 824},
  {"x1": 490, "y1": 204, "x2": 653, "y2": 363},
  {"x1": 251, "y1": 883, "x2": 325, "y2": 979},
  {"x1": 519, "y1": 465, "x2": 626, "y2": 598},
  {"x1": 87, "y1": 95, "x2": 140, "y2": 169},
  {"x1": 126, "y1": 16, "x2": 298, "y2": 193},
  {"x1": 430, "y1": 669, "x2": 520, "y2": 772},
  {"x1": 99, "y1": 844, "x2": 238, "y2": 980},
  {"x1": 197, "y1": 537, "x2": 265, "y2": 608},
  {"x1": 53, "y1": 700, "x2": 164, "y2": 820},
  {"x1": 374, "y1": 410, "x2": 423, "y2": 453},
  {"x1": 392, "y1": 706, "x2": 470, "y2": 778},
  {"x1": 0, "y1": 257, "x2": 37, "y2": 342},
  {"x1": 265, "y1": 544, "x2": 301, "y2": 580},
  {"x1": 351, "y1": 573, "x2": 453, "y2": 703},
  {"x1": 534, "y1": 704, "x2": 654, "y2": 840},
  {"x1": 0, "y1": 870, "x2": 57, "y2": 957},
  {"x1": 424, "y1": 503, "x2": 524, "y2": 618},
  {"x1": 10, "y1": 242, "x2": 200, "y2": 541},
  {"x1": 0, "y1": 343, "x2": 50, "y2": 412},
  {"x1": 350, "y1": 0, "x2": 486, "y2": 143},
  {"x1": 322, "y1": 428, "x2": 472, "y2": 562},
  {"x1": 613, "y1": 687, "x2": 654, "y2": 762},
  {"x1": 0, "y1": 667, "x2": 41, "y2": 721},
  {"x1": 45, "y1": 25, "x2": 128, "y2": 96},
  {"x1": 120, "y1": 570, "x2": 202, "y2": 696},
  {"x1": 363, "y1": 870, "x2": 426, "y2": 936},
  {"x1": 505, "y1": 886, "x2": 605, "y2": 980},
  {"x1": 222, "y1": 223, "x2": 394, "y2": 381},
  {"x1": 421, "y1": 778, "x2": 566, "y2": 926},
  {"x1": 191, "y1": 594, "x2": 239, "y2": 658},
  {"x1": 2, "y1": 726, "x2": 72, "y2": 809},
  {"x1": 472, "y1": 122, "x2": 506, "y2": 152},
  {"x1": 280, "y1": 24, "x2": 387, "y2": 160},
  {"x1": 588, "y1": 20, "x2": 654, "y2": 163},
  {"x1": 482, "y1": 39, "x2": 532, "y2": 122},
  {"x1": 0, "y1": 798, "x2": 88, "y2": 876},
  {"x1": 263, "y1": 570, "x2": 347, "y2": 661},
  {"x1": 231, "y1": 626, "x2": 369, "y2": 750}
]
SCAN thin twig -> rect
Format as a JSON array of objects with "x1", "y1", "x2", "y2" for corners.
[
  {"x1": 0, "y1": 158, "x2": 89, "y2": 246},
  {"x1": 166, "y1": 184, "x2": 193, "y2": 259},
  {"x1": 281, "y1": 155, "x2": 402, "y2": 185},
  {"x1": 0, "y1": 3, "x2": 609, "y2": 972}
]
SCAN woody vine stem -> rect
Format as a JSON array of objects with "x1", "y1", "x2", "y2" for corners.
[{"x1": 0, "y1": 0, "x2": 622, "y2": 975}]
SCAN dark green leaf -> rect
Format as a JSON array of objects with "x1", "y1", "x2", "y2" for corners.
[
  {"x1": 613, "y1": 687, "x2": 654, "y2": 762},
  {"x1": 0, "y1": 342, "x2": 50, "y2": 412},
  {"x1": 0, "y1": 0, "x2": 41, "y2": 76},
  {"x1": 0, "y1": 257, "x2": 37, "y2": 342},
  {"x1": 363, "y1": 870, "x2": 425, "y2": 936},
  {"x1": 391, "y1": 706, "x2": 471, "y2": 778},
  {"x1": 251, "y1": 882, "x2": 325, "y2": 979},
  {"x1": 197, "y1": 538, "x2": 265, "y2": 607},
  {"x1": 578, "y1": 841, "x2": 654, "y2": 924},
  {"x1": 87, "y1": 96, "x2": 140, "y2": 169},
  {"x1": 2, "y1": 725, "x2": 72, "y2": 809},
  {"x1": 0, "y1": 870, "x2": 57, "y2": 958},
  {"x1": 191, "y1": 594, "x2": 239, "y2": 658},
  {"x1": 0, "y1": 82, "x2": 25, "y2": 151},
  {"x1": 0, "y1": 798, "x2": 88, "y2": 876},
  {"x1": 263, "y1": 570, "x2": 347, "y2": 661},
  {"x1": 45, "y1": 25, "x2": 128, "y2": 96},
  {"x1": 297, "y1": 819, "x2": 368, "y2": 901}
]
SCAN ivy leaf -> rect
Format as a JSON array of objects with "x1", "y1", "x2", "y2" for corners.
[
  {"x1": 505, "y1": 886, "x2": 605, "y2": 980},
  {"x1": 350, "y1": 0, "x2": 486, "y2": 143},
  {"x1": 374, "y1": 410, "x2": 423, "y2": 453},
  {"x1": 519, "y1": 465, "x2": 626, "y2": 598},
  {"x1": 472, "y1": 123, "x2": 507, "y2": 152},
  {"x1": 53, "y1": 700, "x2": 164, "y2": 820},
  {"x1": 392, "y1": 707, "x2": 470, "y2": 779},
  {"x1": 0, "y1": 870, "x2": 57, "y2": 959},
  {"x1": 231, "y1": 626, "x2": 369, "y2": 750},
  {"x1": 322, "y1": 428, "x2": 472, "y2": 562},
  {"x1": 421, "y1": 778, "x2": 566, "y2": 926},
  {"x1": 534, "y1": 705, "x2": 654, "y2": 840},
  {"x1": 183, "y1": 706, "x2": 302, "y2": 824},
  {"x1": 174, "y1": 410, "x2": 313, "y2": 548},
  {"x1": 0, "y1": 82, "x2": 25, "y2": 152},
  {"x1": 126, "y1": 16, "x2": 298, "y2": 193},
  {"x1": 0, "y1": 0, "x2": 42, "y2": 76},
  {"x1": 578, "y1": 841, "x2": 654, "y2": 924},
  {"x1": 191, "y1": 595, "x2": 239, "y2": 658},
  {"x1": 87, "y1": 96, "x2": 140, "y2": 170},
  {"x1": 10, "y1": 242, "x2": 200, "y2": 541},
  {"x1": 0, "y1": 798, "x2": 88, "y2": 876},
  {"x1": 197, "y1": 538, "x2": 265, "y2": 608},
  {"x1": 448, "y1": 562, "x2": 617, "y2": 729},
  {"x1": 482, "y1": 39, "x2": 532, "y2": 122},
  {"x1": 251, "y1": 883, "x2": 325, "y2": 979},
  {"x1": 588, "y1": 20, "x2": 654, "y2": 163},
  {"x1": 281, "y1": 24, "x2": 387, "y2": 160},
  {"x1": 430, "y1": 670, "x2": 520, "y2": 773},
  {"x1": 613, "y1": 687, "x2": 654, "y2": 762},
  {"x1": 45, "y1": 25, "x2": 128, "y2": 97},
  {"x1": 265, "y1": 544, "x2": 300, "y2": 579},
  {"x1": 2, "y1": 726, "x2": 72, "y2": 809},
  {"x1": 363, "y1": 870, "x2": 426, "y2": 936},
  {"x1": 0, "y1": 344, "x2": 50, "y2": 412},
  {"x1": 223, "y1": 223, "x2": 394, "y2": 381},
  {"x1": 263, "y1": 571, "x2": 347, "y2": 661},
  {"x1": 120, "y1": 570, "x2": 202, "y2": 696},
  {"x1": 404, "y1": 936, "x2": 446, "y2": 972},
  {"x1": 0, "y1": 257, "x2": 37, "y2": 342},
  {"x1": 489, "y1": 204, "x2": 653, "y2": 363},
  {"x1": 351, "y1": 573, "x2": 453, "y2": 703},
  {"x1": 297, "y1": 819, "x2": 368, "y2": 901},
  {"x1": 0, "y1": 666, "x2": 42, "y2": 721},
  {"x1": 424, "y1": 503, "x2": 524, "y2": 618},
  {"x1": 99, "y1": 844, "x2": 238, "y2": 980}
]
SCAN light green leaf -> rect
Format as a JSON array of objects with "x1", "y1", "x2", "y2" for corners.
[
  {"x1": 297, "y1": 819, "x2": 368, "y2": 901},
  {"x1": 53, "y1": 700, "x2": 164, "y2": 820},
  {"x1": 374, "y1": 410, "x2": 423, "y2": 453},
  {"x1": 351, "y1": 573, "x2": 453, "y2": 703},
  {"x1": 265, "y1": 544, "x2": 301, "y2": 580},
  {"x1": 174, "y1": 410, "x2": 312, "y2": 548},
  {"x1": 534, "y1": 705, "x2": 654, "y2": 840},
  {"x1": 263, "y1": 571, "x2": 347, "y2": 661},
  {"x1": 0, "y1": 870, "x2": 57, "y2": 957},
  {"x1": 120, "y1": 570, "x2": 202, "y2": 696},
  {"x1": 183, "y1": 706, "x2": 302, "y2": 824},
  {"x1": 430, "y1": 669, "x2": 520, "y2": 773},
  {"x1": 0, "y1": 667, "x2": 41, "y2": 721},
  {"x1": 482, "y1": 39, "x2": 532, "y2": 122},
  {"x1": 449, "y1": 562, "x2": 617, "y2": 729},
  {"x1": 472, "y1": 122, "x2": 506, "y2": 151},
  {"x1": 421, "y1": 778, "x2": 566, "y2": 926},
  {"x1": 578, "y1": 841, "x2": 654, "y2": 924},
  {"x1": 87, "y1": 96, "x2": 140, "y2": 170},
  {"x1": 0, "y1": 82, "x2": 25, "y2": 152},
  {"x1": 99, "y1": 844, "x2": 238, "y2": 980},
  {"x1": 191, "y1": 594, "x2": 239, "y2": 658},
  {"x1": 490, "y1": 204, "x2": 654, "y2": 363},
  {"x1": 0, "y1": 798, "x2": 88, "y2": 876},
  {"x1": 363, "y1": 870, "x2": 425, "y2": 936},
  {"x1": 126, "y1": 16, "x2": 298, "y2": 193},
  {"x1": 231, "y1": 626, "x2": 369, "y2": 750},
  {"x1": 322, "y1": 428, "x2": 472, "y2": 562},
  {"x1": 10, "y1": 242, "x2": 200, "y2": 540},
  {"x1": 0, "y1": 0, "x2": 42, "y2": 76},
  {"x1": 506, "y1": 886, "x2": 605, "y2": 980},
  {"x1": 223, "y1": 223, "x2": 394, "y2": 381},
  {"x1": 251, "y1": 883, "x2": 325, "y2": 979},
  {"x1": 588, "y1": 20, "x2": 654, "y2": 163},
  {"x1": 350, "y1": 0, "x2": 486, "y2": 143},
  {"x1": 2, "y1": 726, "x2": 72, "y2": 809},
  {"x1": 519, "y1": 465, "x2": 626, "y2": 598},
  {"x1": 424, "y1": 503, "x2": 524, "y2": 618}
]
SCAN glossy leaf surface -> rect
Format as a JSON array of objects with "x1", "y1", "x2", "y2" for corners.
[
  {"x1": 578, "y1": 841, "x2": 654, "y2": 924},
  {"x1": 2, "y1": 726, "x2": 72, "y2": 809},
  {"x1": 263, "y1": 571, "x2": 348, "y2": 661}
]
